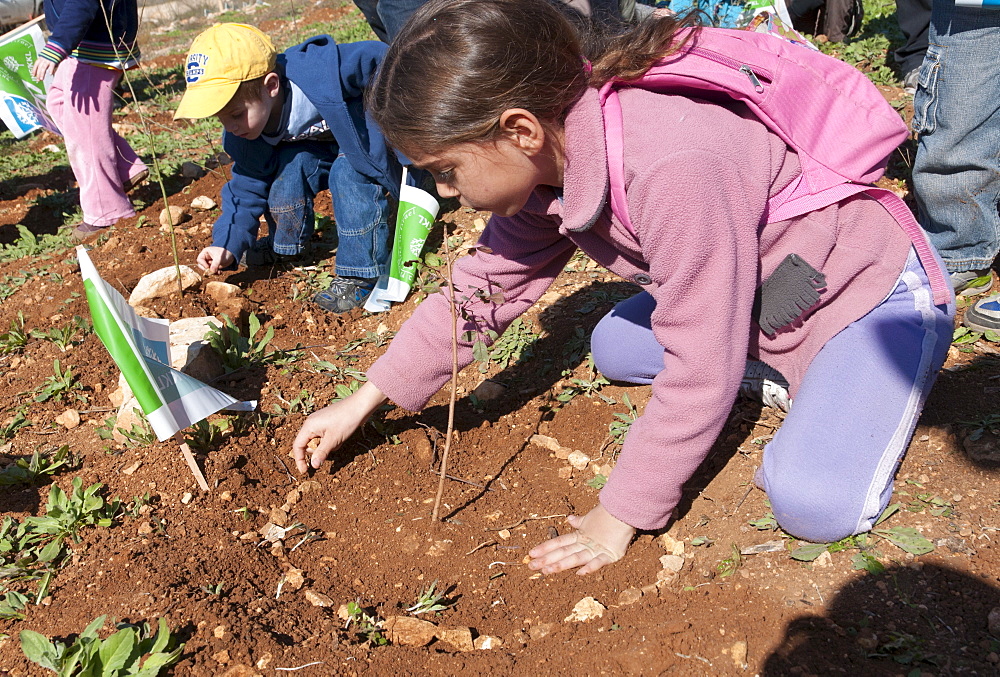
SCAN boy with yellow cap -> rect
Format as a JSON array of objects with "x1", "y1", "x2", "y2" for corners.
[{"x1": 174, "y1": 23, "x2": 414, "y2": 313}]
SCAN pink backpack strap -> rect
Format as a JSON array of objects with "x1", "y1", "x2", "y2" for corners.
[{"x1": 599, "y1": 87, "x2": 951, "y2": 307}]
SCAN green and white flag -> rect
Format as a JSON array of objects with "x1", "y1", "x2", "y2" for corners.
[
  {"x1": 79, "y1": 247, "x2": 255, "y2": 441},
  {"x1": 0, "y1": 20, "x2": 58, "y2": 139},
  {"x1": 364, "y1": 167, "x2": 440, "y2": 312}
]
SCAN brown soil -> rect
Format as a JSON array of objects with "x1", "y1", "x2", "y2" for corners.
[{"x1": 1, "y1": 9, "x2": 999, "y2": 677}]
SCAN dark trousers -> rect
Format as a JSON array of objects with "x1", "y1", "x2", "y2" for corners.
[{"x1": 894, "y1": 0, "x2": 932, "y2": 75}]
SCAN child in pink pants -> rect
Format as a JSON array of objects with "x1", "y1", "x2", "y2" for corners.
[{"x1": 32, "y1": 0, "x2": 147, "y2": 242}]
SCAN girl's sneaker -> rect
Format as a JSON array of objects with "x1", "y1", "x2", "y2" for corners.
[
  {"x1": 739, "y1": 359, "x2": 792, "y2": 412},
  {"x1": 963, "y1": 293, "x2": 1000, "y2": 333},
  {"x1": 951, "y1": 268, "x2": 994, "y2": 297},
  {"x1": 313, "y1": 276, "x2": 377, "y2": 314}
]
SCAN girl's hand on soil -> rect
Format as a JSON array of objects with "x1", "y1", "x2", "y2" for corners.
[
  {"x1": 32, "y1": 58, "x2": 55, "y2": 83},
  {"x1": 528, "y1": 504, "x2": 635, "y2": 575},
  {"x1": 197, "y1": 246, "x2": 235, "y2": 275},
  {"x1": 291, "y1": 381, "x2": 388, "y2": 473}
]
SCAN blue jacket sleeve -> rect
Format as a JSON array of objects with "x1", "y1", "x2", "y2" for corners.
[
  {"x1": 212, "y1": 133, "x2": 276, "y2": 264},
  {"x1": 45, "y1": 0, "x2": 102, "y2": 53}
]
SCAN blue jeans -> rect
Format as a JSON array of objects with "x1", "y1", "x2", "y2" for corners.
[
  {"x1": 267, "y1": 142, "x2": 391, "y2": 279},
  {"x1": 911, "y1": 0, "x2": 1000, "y2": 274}
]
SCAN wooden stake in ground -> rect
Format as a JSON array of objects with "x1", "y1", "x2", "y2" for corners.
[{"x1": 174, "y1": 431, "x2": 209, "y2": 491}]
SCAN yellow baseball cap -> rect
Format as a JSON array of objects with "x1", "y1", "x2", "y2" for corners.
[{"x1": 173, "y1": 23, "x2": 277, "y2": 120}]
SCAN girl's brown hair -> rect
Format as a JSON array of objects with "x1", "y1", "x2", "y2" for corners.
[{"x1": 366, "y1": 0, "x2": 701, "y2": 157}]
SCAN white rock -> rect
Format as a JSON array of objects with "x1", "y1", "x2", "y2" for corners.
[
  {"x1": 659, "y1": 554, "x2": 684, "y2": 572},
  {"x1": 129, "y1": 265, "x2": 201, "y2": 307},
  {"x1": 169, "y1": 316, "x2": 225, "y2": 382},
  {"x1": 190, "y1": 195, "x2": 217, "y2": 211},
  {"x1": 474, "y1": 635, "x2": 502, "y2": 650},
  {"x1": 159, "y1": 205, "x2": 189, "y2": 228},
  {"x1": 205, "y1": 281, "x2": 241, "y2": 301},
  {"x1": 55, "y1": 409, "x2": 81, "y2": 429},
  {"x1": 564, "y1": 596, "x2": 605, "y2": 622},
  {"x1": 113, "y1": 399, "x2": 145, "y2": 445},
  {"x1": 304, "y1": 590, "x2": 333, "y2": 607},
  {"x1": 658, "y1": 533, "x2": 685, "y2": 557},
  {"x1": 567, "y1": 450, "x2": 591, "y2": 470}
]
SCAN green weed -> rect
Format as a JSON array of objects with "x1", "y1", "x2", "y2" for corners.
[
  {"x1": 345, "y1": 602, "x2": 388, "y2": 646},
  {"x1": 607, "y1": 393, "x2": 639, "y2": 451},
  {"x1": 184, "y1": 419, "x2": 230, "y2": 452},
  {"x1": 33, "y1": 360, "x2": 85, "y2": 404},
  {"x1": 405, "y1": 579, "x2": 452, "y2": 616},
  {"x1": 20, "y1": 614, "x2": 182, "y2": 676},
  {"x1": 0, "y1": 226, "x2": 73, "y2": 264},
  {"x1": 0, "y1": 312, "x2": 30, "y2": 354},
  {"x1": 0, "y1": 446, "x2": 76, "y2": 487},
  {"x1": 205, "y1": 313, "x2": 274, "y2": 372},
  {"x1": 1, "y1": 410, "x2": 30, "y2": 441},
  {"x1": 30, "y1": 316, "x2": 91, "y2": 352},
  {"x1": 479, "y1": 317, "x2": 537, "y2": 373}
]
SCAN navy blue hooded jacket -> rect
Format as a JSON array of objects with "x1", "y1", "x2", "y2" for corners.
[{"x1": 213, "y1": 36, "x2": 411, "y2": 261}]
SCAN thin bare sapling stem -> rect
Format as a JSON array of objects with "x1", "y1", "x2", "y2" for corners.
[{"x1": 431, "y1": 221, "x2": 459, "y2": 524}]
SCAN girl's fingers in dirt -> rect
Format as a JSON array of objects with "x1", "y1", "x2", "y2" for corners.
[{"x1": 528, "y1": 530, "x2": 581, "y2": 560}]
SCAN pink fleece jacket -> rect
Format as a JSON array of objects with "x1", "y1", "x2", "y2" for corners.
[{"x1": 367, "y1": 86, "x2": 912, "y2": 531}]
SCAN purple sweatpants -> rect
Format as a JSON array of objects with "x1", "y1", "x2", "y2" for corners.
[
  {"x1": 591, "y1": 249, "x2": 955, "y2": 542},
  {"x1": 47, "y1": 58, "x2": 146, "y2": 228}
]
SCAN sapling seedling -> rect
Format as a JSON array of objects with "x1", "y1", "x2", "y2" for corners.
[
  {"x1": 345, "y1": 602, "x2": 388, "y2": 646},
  {"x1": 405, "y1": 579, "x2": 451, "y2": 615}
]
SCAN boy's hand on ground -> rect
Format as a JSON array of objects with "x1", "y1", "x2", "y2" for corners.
[
  {"x1": 197, "y1": 246, "x2": 234, "y2": 275},
  {"x1": 528, "y1": 504, "x2": 635, "y2": 575},
  {"x1": 291, "y1": 381, "x2": 388, "y2": 473}
]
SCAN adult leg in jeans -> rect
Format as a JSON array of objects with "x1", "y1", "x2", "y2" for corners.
[
  {"x1": 328, "y1": 153, "x2": 391, "y2": 280},
  {"x1": 911, "y1": 0, "x2": 1000, "y2": 275},
  {"x1": 267, "y1": 142, "x2": 336, "y2": 256},
  {"x1": 46, "y1": 59, "x2": 141, "y2": 228},
  {"x1": 756, "y1": 251, "x2": 954, "y2": 543}
]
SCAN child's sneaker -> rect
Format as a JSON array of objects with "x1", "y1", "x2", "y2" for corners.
[
  {"x1": 951, "y1": 268, "x2": 994, "y2": 297},
  {"x1": 313, "y1": 276, "x2": 377, "y2": 314},
  {"x1": 963, "y1": 293, "x2": 1000, "y2": 333},
  {"x1": 739, "y1": 359, "x2": 791, "y2": 412}
]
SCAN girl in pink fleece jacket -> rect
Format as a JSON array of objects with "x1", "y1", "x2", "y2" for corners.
[{"x1": 292, "y1": 0, "x2": 955, "y2": 575}]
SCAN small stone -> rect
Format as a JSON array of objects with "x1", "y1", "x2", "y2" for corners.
[
  {"x1": 498, "y1": 529, "x2": 511, "y2": 540},
  {"x1": 299, "y1": 480, "x2": 321, "y2": 494},
  {"x1": 731, "y1": 641, "x2": 748, "y2": 669},
  {"x1": 269, "y1": 508, "x2": 288, "y2": 526},
  {"x1": 191, "y1": 195, "x2": 217, "y2": 211},
  {"x1": 656, "y1": 569, "x2": 678, "y2": 586},
  {"x1": 285, "y1": 489, "x2": 302, "y2": 505},
  {"x1": 529, "y1": 434, "x2": 563, "y2": 453},
  {"x1": 554, "y1": 447, "x2": 571, "y2": 460},
  {"x1": 159, "y1": 204, "x2": 189, "y2": 228},
  {"x1": 814, "y1": 551, "x2": 833, "y2": 568},
  {"x1": 472, "y1": 379, "x2": 507, "y2": 402},
  {"x1": 474, "y1": 635, "x2": 502, "y2": 650},
  {"x1": 988, "y1": 607, "x2": 1000, "y2": 637},
  {"x1": 383, "y1": 616, "x2": 436, "y2": 646},
  {"x1": 658, "y1": 533, "x2": 685, "y2": 556},
  {"x1": 567, "y1": 450, "x2": 591, "y2": 470},
  {"x1": 128, "y1": 265, "x2": 201, "y2": 307},
  {"x1": 259, "y1": 522, "x2": 286, "y2": 543},
  {"x1": 617, "y1": 588, "x2": 643, "y2": 606},
  {"x1": 284, "y1": 568, "x2": 305, "y2": 591},
  {"x1": 557, "y1": 466, "x2": 573, "y2": 479},
  {"x1": 473, "y1": 217, "x2": 487, "y2": 231},
  {"x1": 219, "y1": 491, "x2": 232, "y2": 502},
  {"x1": 211, "y1": 649, "x2": 230, "y2": 664},
  {"x1": 425, "y1": 539, "x2": 453, "y2": 556},
  {"x1": 43, "y1": 144, "x2": 60, "y2": 153},
  {"x1": 213, "y1": 625, "x2": 226, "y2": 639},
  {"x1": 412, "y1": 433, "x2": 434, "y2": 464},
  {"x1": 527, "y1": 622, "x2": 555, "y2": 640},
  {"x1": 219, "y1": 666, "x2": 256, "y2": 677},
  {"x1": 255, "y1": 654, "x2": 272, "y2": 670},
  {"x1": 137, "y1": 522, "x2": 153, "y2": 535},
  {"x1": 181, "y1": 492, "x2": 193, "y2": 505},
  {"x1": 304, "y1": 590, "x2": 334, "y2": 607},
  {"x1": 564, "y1": 596, "x2": 605, "y2": 622},
  {"x1": 856, "y1": 629, "x2": 879, "y2": 650},
  {"x1": 337, "y1": 604, "x2": 352, "y2": 621},
  {"x1": 55, "y1": 409, "x2": 80, "y2": 429},
  {"x1": 437, "y1": 626, "x2": 475, "y2": 652},
  {"x1": 205, "y1": 281, "x2": 241, "y2": 302},
  {"x1": 121, "y1": 461, "x2": 141, "y2": 475},
  {"x1": 659, "y1": 554, "x2": 684, "y2": 572}
]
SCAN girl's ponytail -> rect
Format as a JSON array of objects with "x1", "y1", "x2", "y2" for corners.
[{"x1": 585, "y1": 10, "x2": 703, "y2": 87}]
